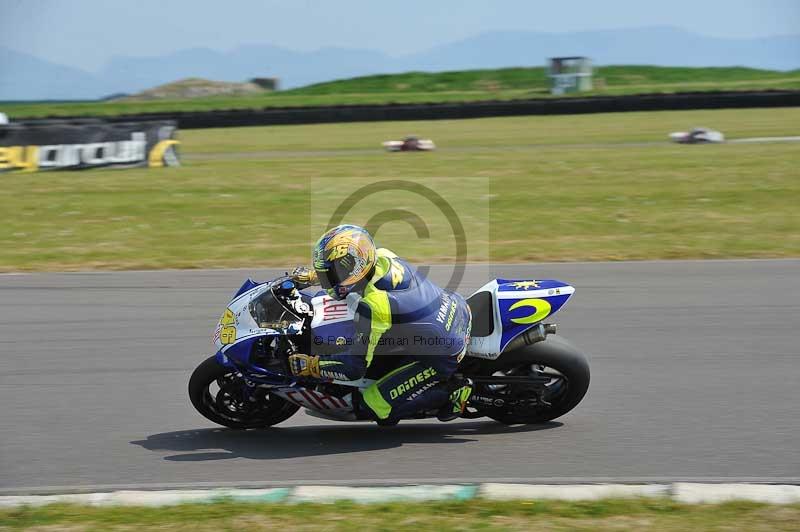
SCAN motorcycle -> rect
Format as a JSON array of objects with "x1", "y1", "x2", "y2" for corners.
[
  {"x1": 382, "y1": 136, "x2": 436, "y2": 152},
  {"x1": 669, "y1": 127, "x2": 725, "y2": 144},
  {"x1": 189, "y1": 274, "x2": 590, "y2": 428}
]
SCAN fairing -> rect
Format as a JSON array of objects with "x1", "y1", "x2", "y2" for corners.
[{"x1": 467, "y1": 278, "x2": 575, "y2": 359}]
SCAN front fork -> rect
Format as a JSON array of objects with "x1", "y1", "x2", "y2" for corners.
[{"x1": 214, "y1": 350, "x2": 280, "y2": 406}]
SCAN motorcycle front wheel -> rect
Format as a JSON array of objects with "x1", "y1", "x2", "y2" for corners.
[{"x1": 188, "y1": 355, "x2": 299, "y2": 429}]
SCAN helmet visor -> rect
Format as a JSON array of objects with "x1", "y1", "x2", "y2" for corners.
[
  {"x1": 316, "y1": 256, "x2": 360, "y2": 299},
  {"x1": 316, "y1": 267, "x2": 336, "y2": 291}
]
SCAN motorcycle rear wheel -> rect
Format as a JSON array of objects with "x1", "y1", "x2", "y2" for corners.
[
  {"x1": 188, "y1": 355, "x2": 299, "y2": 429},
  {"x1": 472, "y1": 336, "x2": 590, "y2": 424}
]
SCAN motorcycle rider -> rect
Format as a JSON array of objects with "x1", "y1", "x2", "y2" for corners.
[{"x1": 288, "y1": 224, "x2": 473, "y2": 423}]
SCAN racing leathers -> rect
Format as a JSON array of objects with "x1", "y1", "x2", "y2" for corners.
[{"x1": 300, "y1": 248, "x2": 471, "y2": 421}]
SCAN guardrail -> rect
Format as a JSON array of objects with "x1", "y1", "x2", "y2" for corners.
[{"x1": 16, "y1": 90, "x2": 800, "y2": 130}]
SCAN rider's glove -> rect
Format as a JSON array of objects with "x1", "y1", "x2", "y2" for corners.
[
  {"x1": 290, "y1": 266, "x2": 318, "y2": 287},
  {"x1": 288, "y1": 353, "x2": 321, "y2": 378}
]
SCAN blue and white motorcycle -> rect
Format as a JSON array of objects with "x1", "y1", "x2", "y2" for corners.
[{"x1": 189, "y1": 274, "x2": 590, "y2": 428}]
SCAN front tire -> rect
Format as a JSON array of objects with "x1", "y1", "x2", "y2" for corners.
[
  {"x1": 188, "y1": 355, "x2": 299, "y2": 429},
  {"x1": 472, "y1": 336, "x2": 590, "y2": 424}
]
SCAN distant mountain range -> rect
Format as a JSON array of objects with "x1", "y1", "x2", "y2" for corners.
[{"x1": 2, "y1": 26, "x2": 799, "y2": 100}]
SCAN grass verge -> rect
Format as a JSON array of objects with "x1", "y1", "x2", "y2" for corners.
[
  {"x1": 1, "y1": 499, "x2": 799, "y2": 531},
  {"x1": 2, "y1": 65, "x2": 799, "y2": 119},
  {"x1": 1, "y1": 107, "x2": 798, "y2": 272}
]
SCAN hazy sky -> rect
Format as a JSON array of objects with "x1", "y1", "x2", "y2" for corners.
[{"x1": 2, "y1": 0, "x2": 798, "y2": 71}]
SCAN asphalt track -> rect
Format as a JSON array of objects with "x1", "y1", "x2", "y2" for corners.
[{"x1": 1, "y1": 260, "x2": 798, "y2": 494}]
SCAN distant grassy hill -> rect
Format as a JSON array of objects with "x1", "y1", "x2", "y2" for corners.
[
  {"x1": 3, "y1": 66, "x2": 799, "y2": 119},
  {"x1": 293, "y1": 66, "x2": 800, "y2": 94},
  {"x1": 119, "y1": 77, "x2": 267, "y2": 101}
]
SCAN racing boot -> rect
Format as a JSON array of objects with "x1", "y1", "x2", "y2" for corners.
[
  {"x1": 436, "y1": 378, "x2": 473, "y2": 422},
  {"x1": 375, "y1": 416, "x2": 400, "y2": 427},
  {"x1": 351, "y1": 390, "x2": 374, "y2": 421},
  {"x1": 352, "y1": 390, "x2": 399, "y2": 425}
]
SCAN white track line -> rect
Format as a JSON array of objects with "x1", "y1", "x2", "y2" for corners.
[
  {"x1": 729, "y1": 136, "x2": 800, "y2": 143},
  {"x1": 2, "y1": 483, "x2": 800, "y2": 507}
]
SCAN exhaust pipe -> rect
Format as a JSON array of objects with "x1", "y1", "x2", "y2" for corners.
[{"x1": 505, "y1": 323, "x2": 557, "y2": 351}]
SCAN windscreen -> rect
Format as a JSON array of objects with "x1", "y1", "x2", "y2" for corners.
[{"x1": 248, "y1": 285, "x2": 303, "y2": 330}]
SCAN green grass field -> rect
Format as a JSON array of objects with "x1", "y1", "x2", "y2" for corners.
[
  {"x1": 1, "y1": 107, "x2": 799, "y2": 272},
  {"x1": 2, "y1": 499, "x2": 799, "y2": 531},
  {"x1": 3, "y1": 66, "x2": 799, "y2": 119},
  {"x1": 295, "y1": 65, "x2": 800, "y2": 95}
]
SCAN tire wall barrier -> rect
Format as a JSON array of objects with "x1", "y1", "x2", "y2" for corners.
[{"x1": 20, "y1": 90, "x2": 799, "y2": 130}]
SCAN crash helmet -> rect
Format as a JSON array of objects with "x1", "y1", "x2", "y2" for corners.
[{"x1": 313, "y1": 224, "x2": 377, "y2": 300}]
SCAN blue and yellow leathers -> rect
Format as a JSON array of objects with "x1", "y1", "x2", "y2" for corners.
[{"x1": 316, "y1": 248, "x2": 471, "y2": 420}]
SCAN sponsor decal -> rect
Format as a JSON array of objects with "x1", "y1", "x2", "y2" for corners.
[
  {"x1": 0, "y1": 121, "x2": 180, "y2": 172},
  {"x1": 389, "y1": 367, "x2": 437, "y2": 400},
  {"x1": 445, "y1": 299, "x2": 457, "y2": 331},
  {"x1": 405, "y1": 380, "x2": 438, "y2": 401},
  {"x1": 322, "y1": 297, "x2": 349, "y2": 321},
  {"x1": 322, "y1": 371, "x2": 350, "y2": 381},
  {"x1": 471, "y1": 394, "x2": 505, "y2": 406},
  {"x1": 280, "y1": 388, "x2": 349, "y2": 410},
  {"x1": 436, "y1": 292, "x2": 453, "y2": 324},
  {"x1": 508, "y1": 298, "x2": 552, "y2": 325},
  {"x1": 318, "y1": 360, "x2": 351, "y2": 380}
]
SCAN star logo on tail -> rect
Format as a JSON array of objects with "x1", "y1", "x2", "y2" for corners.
[{"x1": 511, "y1": 280, "x2": 540, "y2": 290}]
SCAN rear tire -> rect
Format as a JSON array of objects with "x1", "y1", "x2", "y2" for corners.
[
  {"x1": 188, "y1": 355, "x2": 299, "y2": 429},
  {"x1": 472, "y1": 336, "x2": 590, "y2": 424}
]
